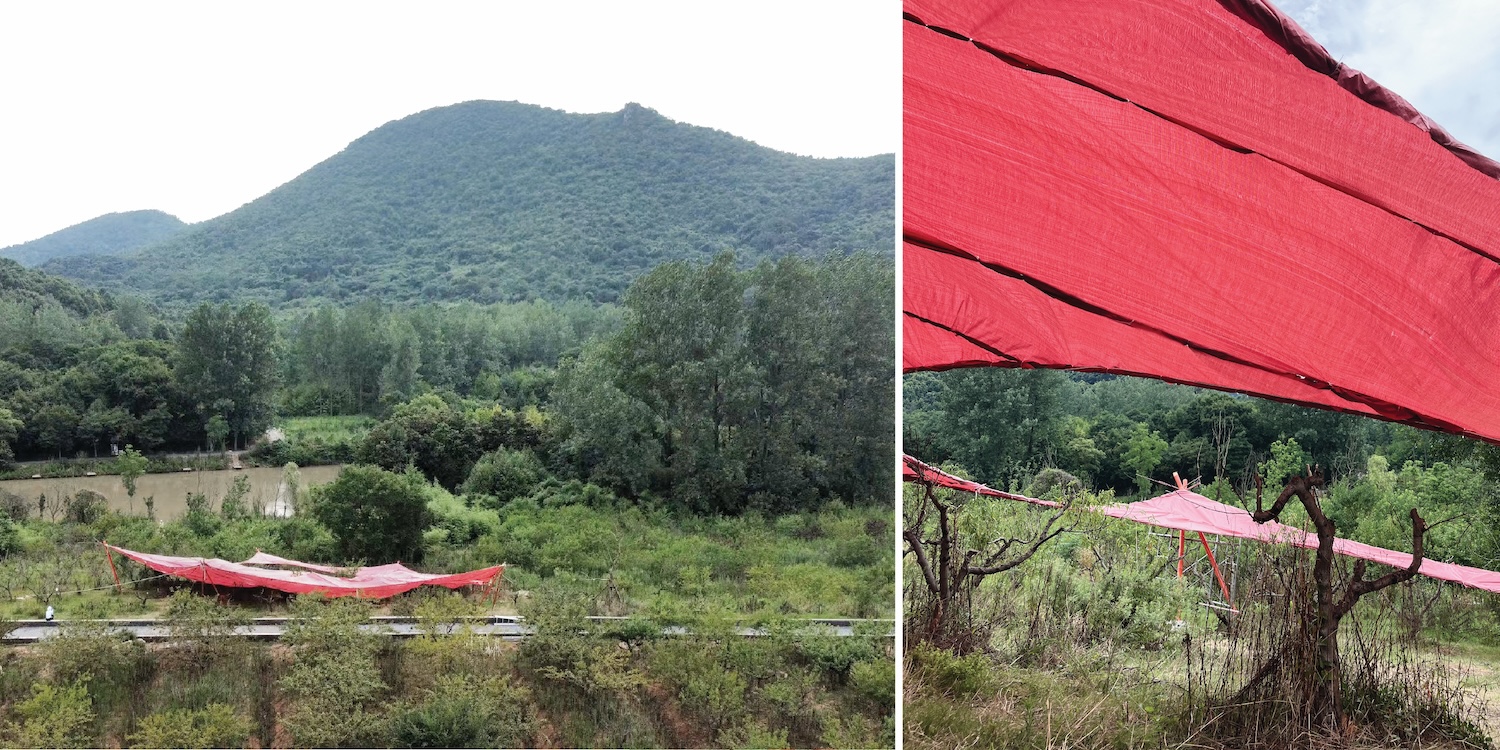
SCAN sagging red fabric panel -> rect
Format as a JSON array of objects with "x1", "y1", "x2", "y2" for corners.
[
  {"x1": 1099, "y1": 490, "x2": 1500, "y2": 594},
  {"x1": 240, "y1": 551, "x2": 349, "y2": 575},
  {"x1": 903, "y1": 454, "x2": 1059, "y2": 506},
  {"x1": 106, "y1": 545, "x2": 503, "y2": 599},
  {"x1": 904, "y1": 11, "x2": 1500, "y2": 443},
  {"x1": 903, "y1": 0, "x2": 1500, "y2": 246},
  {"x1": 905, "y1": 243, "x2": 1390, "y2": 420}
]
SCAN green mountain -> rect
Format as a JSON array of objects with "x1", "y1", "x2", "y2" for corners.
[
  {"x1": 1, "y1": 210, "x2": 186, "y2": 267},
  {"x1": 44, "y1": 101, "x2": 894, "y2": 307}
]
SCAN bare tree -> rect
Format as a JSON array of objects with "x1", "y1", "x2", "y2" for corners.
[
  {"x1": 20, "y1": 550, "x2": 81, "y2": 608},
  {"x1": 904, "y1": 470, "x2": 1074, "y2": 653},
  {"x1": 1211, "y1": 408, "x2": 1234, "y2": 489},
  {"x1": 1242, "y1": 468, "x2": 1427, "y2": 733}
]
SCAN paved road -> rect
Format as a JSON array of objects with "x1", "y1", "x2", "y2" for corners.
[{"x1": 2, "y1": 616, "x2": 892, "y2": 643}]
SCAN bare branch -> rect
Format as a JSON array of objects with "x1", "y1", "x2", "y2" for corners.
[
  {"x1": 1334, "y1": 508, "x2": 1425, "y2": 618},
  {"x1": 905, "y1": 526, "x2": 940, "y2": 594}
]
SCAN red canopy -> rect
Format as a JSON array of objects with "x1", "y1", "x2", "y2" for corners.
[
  {"x1": 903, "y1": 454, "x2": 1060, "y2": 507},
  {"x1": 904, "y1": 0, "x2": 1500, "y2": 443},
  {"x1": 105, "y1": 545, "x2": 503, "y2": 599},
  {"x1": 1099, "y1": 490, "x2": 1500, "y2": 595},
  {"x1": 902, "y1": 455, "x2": 1500, "y2": 594}
]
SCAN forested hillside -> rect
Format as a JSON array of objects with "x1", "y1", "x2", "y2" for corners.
[
  {"x1": 43, "y1": 101, "x2": 894, "y2": 308},
  {"x1": 0, "y1": 210, "x2": 186, "y2": 267}
]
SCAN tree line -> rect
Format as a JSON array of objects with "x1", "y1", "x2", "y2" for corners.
[
  {"x1": 905, "y1": 367, "x2": 1500, "y2": 566},
  {"x1": 4, "y1": 253, "x2": 894, "y2": 515}
]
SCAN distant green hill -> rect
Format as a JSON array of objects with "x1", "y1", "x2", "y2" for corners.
[
  {"x1": 1, "y1": 210, "x2": 186, "y2": 267},
  {"x1": 45, "y1": 101, "x2": 894, "y2": 307}
]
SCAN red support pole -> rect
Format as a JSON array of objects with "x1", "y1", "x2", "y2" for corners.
[
  {"x1": 1177, "y1": 529, "x2": 1186, "y2": 578},
  {"x1": 103, "y1": 542, "x2": 122, "y2": 593},
  {"x1": 1197, "y1": 532, "x2": 1234, "y2": 607}
]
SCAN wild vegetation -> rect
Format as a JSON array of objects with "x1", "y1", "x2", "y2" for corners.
[
  {"x1": 905, "y1": 368, "x2": 1500, "y2": 749},
  {"x1": 0, "y1": 250, "x2": 895, "y2": 747},
  {"x1": 0, "y1": 456, "x2": 893, "y2": 747}
]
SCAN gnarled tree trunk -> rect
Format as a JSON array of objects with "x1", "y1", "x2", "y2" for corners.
[
  {"x1": 1246, "y1": 469, "x2": 1427, "y2": 733},
  {"x1": 903, "y1": 465, "x2": 1073, "y2": 653}
]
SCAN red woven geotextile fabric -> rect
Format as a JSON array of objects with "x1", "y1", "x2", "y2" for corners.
[
  {"x1": 105, "y1": 545, "x2": 502, "y2": 599},
  {"x1": 903, "y1": 455, "x2": 1060, "y2": 507},
  {"x1": 239, "y1": 551, "x2": 348, "y2": 575},
  {"x1": 1100, "y1": 491, "x2": 1500, "y2": 594},
  {"x1": 904, "y1": 2, "x2": 1500, "y2": 443}
]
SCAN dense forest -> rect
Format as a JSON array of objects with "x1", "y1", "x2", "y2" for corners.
[
  {"x1": 3, "y1": 253, "x2": 894, "y2": 515},
  {"x1": 41, "y1": 101, "x2": 894, "y2": 308},
  {"x1": 0, "y1": 210, "x2": 186, "y2": 268}
]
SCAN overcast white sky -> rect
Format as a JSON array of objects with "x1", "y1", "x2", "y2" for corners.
[
  {"x1": 1, "y1": 2, "x2": 1495, "y2": 251},
  {"x1": 0, "y1": 1, "x2": 899, "y2": 248}
]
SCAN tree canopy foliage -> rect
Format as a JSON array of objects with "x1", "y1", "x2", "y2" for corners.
[
  {"x1": 554, "y1": 253, "x2": 894, "y2": 513},
  {"x1": 906, "y1": 369, "x2": 1500, "y2": 566},
  {"x1": 307, "y1": 465, "x2": 431, "y2": 564},
  {"x1": 0, "y1": 263, "x2": 612, "y2": 466}
]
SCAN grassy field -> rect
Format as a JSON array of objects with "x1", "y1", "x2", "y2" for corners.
[{"x1": 276, "y1": 415, "x2": 377, "y2": 444}]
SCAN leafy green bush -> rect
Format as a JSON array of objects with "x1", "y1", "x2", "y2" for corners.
[
  {"x1": 387, "y1": 675, "x2": 536, "y2": 749},
  {"x1": 63, "y1": 490, "x2": 108, "y2": 525},
  {"x1": 307, "y1": 465, "x2": 430, "y2": 564},
  {"x1": 908, "y1": 643, "x2": 994, "y2": 698},
  {"x1": 681, "y1": 668, "x2": 747, "y2": 734},
  {"x1": 462, "y1": 447, "x2": 546, "y2": 505},
  {"x1": 0, "y1": 517, "x2": 18, "y2": 556},
  {"x1": 4, "y1": 682, "x2": 94, "y2": 749},
  {"x1": 126, "y1": 703, "x2": 251, "y2": 749},
  {"x1": 424, "y1": 486, "x2": 500, "y2": 546},
  {"x1": 850, "y1": 658, "x2": 895, "y2": 709},
  {"x1": 279, "y1": 597, "x2": 388, "y2": 748},
  {"x1": 791, "y1": 628, "x2": 881, "y2": 681},
  {"x1": 720, "y1": 719, "x2": 790, "y2": 750},
  {"x1": 39, "y1": 622, "x2": 149, "y2": 690},
  {"x1": 517, "y1": 588, "x2": 644, "y2": 696}
]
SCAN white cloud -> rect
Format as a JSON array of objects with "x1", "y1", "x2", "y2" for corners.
[{"x1": 1280, "y1": 0, "x2": 1500, "y2": 161}]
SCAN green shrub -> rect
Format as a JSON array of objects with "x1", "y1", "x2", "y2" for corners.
[
  {"x1": 720, "y1": 718, "x2": 790, "y2": 750},
  {"x1": 4, "y1": 682, "x2": 94, "y2": 749},
  {"x1": 908, "y1": 643, "x2": 994, "y2": 698},
  {"x1": 279, "y1": 597, "x2": 388, "y2": 748},
  {"x1": 850, "y1": 658, "x2": 895, "y2": 708},
  {"x1": 462, "y1": 447, "x2": 546, "y2": 505},
  {"x1": 517, "y1": 588, "x2": 644, "y2": 696},
  {"x1": 63, "y1": 490, "x2": 108, "y2": 525},
  {"x1": 792, "y1": 628, "x2": 881, "y2": 681},
  {"x1": 681, "y1": 668, "x2": 747, "y2": 734},
  {"x1": 0, "y1": 517, "x2": 20, "y2": 557},
  {"x1": 39, "y1": 622, "x2": 149, "y2": 689},
  {"x1": 387, "y1": 675, "x2": 536, "y2": 749},
  {"x1": 307, "y1": 465, "x2": 430, "y2": 564},
  {"x1": 126, "y1": 703, "x2": 251, "y2": 749}
]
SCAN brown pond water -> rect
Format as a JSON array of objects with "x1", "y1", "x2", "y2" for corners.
[{"x1": 0, "y1": 465, "x2": 342, "y2": 519}]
